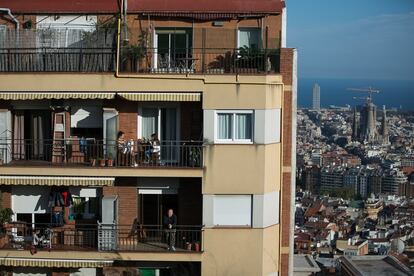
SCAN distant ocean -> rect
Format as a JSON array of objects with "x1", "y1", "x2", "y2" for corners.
[{"x1": 298, "y1": 78, "x2": 414, "y2": 110}]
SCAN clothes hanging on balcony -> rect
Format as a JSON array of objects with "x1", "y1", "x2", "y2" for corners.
[
  {"x1": 48, "y1": 192, "x2": 64, "y2": 208},
  {"x1": 61, "y1": 191, "x2": 73, "y2": 207},
  {"x1": 79, "y1": 137, "x2": 87, "y2": 153},
  {"x1": 51, "y1": 210, "x2": 64, "y2": 226}
]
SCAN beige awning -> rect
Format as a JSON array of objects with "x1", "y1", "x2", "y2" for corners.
[
  {"x1": 0, "y1": 92, "x2": 115, "y2": 100},
  {"x1": 0, "y1": 176, "x2": 114, "y2": 186},
  {"x1": 0, "y1": 257, "x2": 113, "y2": 268},
  {"x1": 118, "y1": 92, "x2": 201, "y2": 102}
]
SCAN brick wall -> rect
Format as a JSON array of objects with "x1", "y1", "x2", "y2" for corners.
[
  {"x1": 279, "y1": 48, "x2": 296, "y2": 276},
  {"x1": 0, "y1": 185, "x2": 11, "y2": 209},
  {"x1": 103, "y1": 185, "x2": 137, "y2": 226},
  {"x1": 117, "y1": 101, "x2": 138, "y2": 141}
]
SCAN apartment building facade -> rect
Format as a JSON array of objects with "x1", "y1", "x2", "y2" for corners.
[{"x1": 0, "y1": 0, "x2": 297, "y2": 275}]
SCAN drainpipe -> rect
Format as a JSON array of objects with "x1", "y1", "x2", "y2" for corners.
[
  {"x1": 0, "y1": 8, "x2": 19, "y2": 30},
  {"x1": 123, "y1": 0, "x2": 128, "y2": 43}
]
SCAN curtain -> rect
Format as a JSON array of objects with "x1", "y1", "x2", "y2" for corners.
[
  {"x1": 32, "y1": 113, "x2": 45, "y2": 158},
  {"x1": 238, "y1": 29, "x2": 260, "y2": 49},
  {"x1": 217, "y1": 114, "x2": 232, "y2": 139},
  {"x1": 161, "y1": 108, "x2": 178, "y2": 162},
  {"x1": 141, "y1": 108, "x2": 159, "y2": 139},
  {"x1": 235, "y1": 114, "x2": 252, "y2": 140},
  {"x1": 13, "y1": 111, "x2": 25, "y2": 160}
]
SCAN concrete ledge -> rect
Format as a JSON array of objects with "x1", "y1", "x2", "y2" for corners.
[{"x1": 0, "y1": 167, "x2": 203, "y2": 178}]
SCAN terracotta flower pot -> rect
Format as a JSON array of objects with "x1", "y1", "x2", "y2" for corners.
[
  {"x1": 99, "y1": 159, "x2": 106, "y2": 167},
  {"x1": 107, "y1": 159, "x2": 114, "y2": 167}
]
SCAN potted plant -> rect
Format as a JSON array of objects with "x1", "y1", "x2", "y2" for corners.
[
  {"x1": 121, "y1": 31, "x2": 148, "y2": 72},
  {"x1": 98, "y1": 157, "x2": 106, "y2": 167},
  {"x1": 0, "y1": 193, "x2": 13, "y2": 248},
  {"x1": 107, "y1": 154, "x2": 114, "y2": 167}
]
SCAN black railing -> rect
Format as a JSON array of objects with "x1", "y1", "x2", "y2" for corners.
[
  {"x1": 0, "y1": 48, "x2": 116, "y2": 72},
  {"x1": 0, "y1": 47, "x2": 280, "y2": 74},
  {"x1": 121, "y1": 47, "x2": 280, "y2": 74},
  {"x1": 2, "y1": 223, "x2": 203, "y2": 253},
  {"x1": 0, "y1": 139, "x2": 203, "y2": 168}
]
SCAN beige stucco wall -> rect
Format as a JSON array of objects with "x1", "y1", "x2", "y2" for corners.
[
  {"x1": 203, "y1": 144, "x2": 281, "y2": 195},
  {"x1": 203, "y1": 81, "x2": 283, "y2": 110},
  {"x1": 202, "y1": 225, "x2": 279, "y2": 276},
  {"x1": 0, "y1": 74, "x2": 281, "y2": 94}
]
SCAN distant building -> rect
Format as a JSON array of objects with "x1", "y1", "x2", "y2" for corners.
[
  {"x1": 312, "y1": 83, "x2": 321, "y2": 110},
  {"x1": 301, "y1": 165, "x2": 321, "y2": 193},
  {"x1": 382, "y1": 169, "x2": 408, "y2": 195},
  {"x1": 380, "y1": 105, "x2": 389, "y2": 144},
  {"x1": 339, "y1": 255, "x2": 414, "y2": 276},
  {"x1": 320, "y1": 166, "x2": 345, "y2": 194},
  {"x1": 336, "y1": 240, "x2": 369, "y2": 257},
  {"x1": 293, "y1": 255, "x2": 321, "y2": 276},
  {"x1": 359, "y1": 101, "x2": 378, "y2": 143}
]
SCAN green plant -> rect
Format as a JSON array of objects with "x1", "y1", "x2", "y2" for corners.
[
  {"x1": 122, "y1": 31, "x2": 148, "y2": 63},
  {"x1": 23, "y1": 20, "x2": 33, "y2": 29},
  {"x1": 0, "y1": 192, "x2": 13, "y2": 236},
  {"x1": 0, "y1": 208, "x2": 13, "y2": 225}
]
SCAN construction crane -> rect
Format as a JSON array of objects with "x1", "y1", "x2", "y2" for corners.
[{"x1": 347, "y1": 87, "x2": 380, "y2": 103}]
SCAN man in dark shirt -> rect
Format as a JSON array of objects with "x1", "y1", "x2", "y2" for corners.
[{"x1": 163, "y1": 208, "x2": 177, "y2": 251}]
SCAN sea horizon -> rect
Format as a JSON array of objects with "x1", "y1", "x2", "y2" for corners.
[{"x1": 298, "y1": 77, "x2": 414, "y2": 111}]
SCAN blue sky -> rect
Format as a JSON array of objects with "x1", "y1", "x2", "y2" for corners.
[{"x1": 287, "y1": 0, "x2": 414, "y2": 80}]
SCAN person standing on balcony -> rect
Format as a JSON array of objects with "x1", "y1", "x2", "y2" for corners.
[
  {"x1": 163, "y1": 208, "x2": 177, "y2": 251},
  {"x1": 145, "y1": 133, "x2": 160, "y2": 164}
]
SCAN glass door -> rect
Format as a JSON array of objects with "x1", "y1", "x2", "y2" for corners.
[
  {"x1": 103, "y1": 109, "x2": 118, "y2": 160},
  {"x1": 0, "y1": 110, "x2": 11, "y2": 164},
  {"x1": 154, "y1": 29, "x2": 192, "y2": 71}
]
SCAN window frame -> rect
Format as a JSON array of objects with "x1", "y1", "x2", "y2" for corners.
[
  {"x1": 237, "y1": 27, "x2": 262, "y2": 49},
  {"x1": 214, "y1": 110, "x2": 254, "y2": 144}
]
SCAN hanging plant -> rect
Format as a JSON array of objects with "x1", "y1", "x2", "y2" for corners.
[{"x1": 23, "y1": 20, "x2": 33, "y2": 29}]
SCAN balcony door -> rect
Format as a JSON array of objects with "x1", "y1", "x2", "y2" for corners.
[
  {"x1": 153, "y1": 28, "x2": 192, "y2": 70},
  {"x1": 138, "y1": 191, "x2": 178, "y2": 226},
  {"x1": 138, "y1": 105, "x2": 180, "y2": 163},
  {"x1": 103, "y1": 108, "x2": 118, "y2": 159},
  {"x1": 0, "y1": 110, "x2": 11, "y2": 163}
]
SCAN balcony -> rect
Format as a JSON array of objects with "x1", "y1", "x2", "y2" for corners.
[
  {"x1": 0, "y1": 48, "x2": 116, "y2": 72},
  {"x1": 1, "y1": 223, "x2": 203, "y2": 253},
  {"x1": 0, "y1": 139, "x2": 203, "y2": 169},
  {"x1": 0, "y1": 28, "x2": 280, "y2": 74},
  {"x1": 120, "y1": 47, "x2": 280, "y2": 75}
]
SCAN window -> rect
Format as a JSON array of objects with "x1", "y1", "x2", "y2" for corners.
[
  {"x1": 215, "y1": 111, "x2": 253, "y2": 143},
  {"x1": 154, "y1": 28, "x2": 192, "y2": 70},
  {"x1": 238, "y1": 28, "x2": 261, "y2": 49},
  {"x1": 213, "y1": 195, "x2": 252, "y2": 227}
]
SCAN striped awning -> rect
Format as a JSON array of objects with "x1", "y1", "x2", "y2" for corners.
[
  {"x1": 118, "y1": 92, "x2": 201, "y2": 102},
  {"x1": 0, "y1": 92, "x2": 115, "y2": 100},
  {"x1": 0, "y1": 257, "x2": 113, "y2": 268},
  {"x1": 0, "y1": 176, "x2": 114, "y2": 186}
]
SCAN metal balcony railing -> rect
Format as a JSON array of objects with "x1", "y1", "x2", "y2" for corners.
[
  {"x1": 0, "y1": 48, "x2": 116, "y2": 72},
  {"x1": 0, "y1": 139, "x2": 203, "y2": 168},
  {"x1": 121, "y1": 47, "x2": 280, "y2": 74},
  {"x1": 2, "y1": 223, "x2": 203, "y2": 253},
  {"x1": 0, "y1": 47, "x2": 280, "y2": 74}
]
